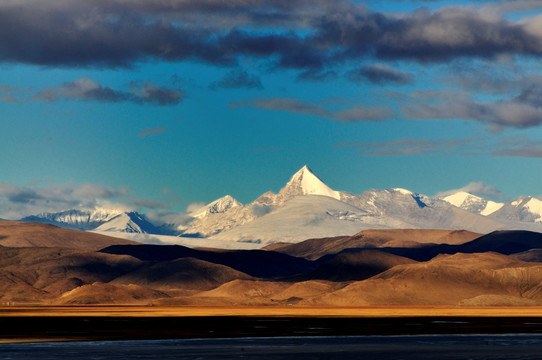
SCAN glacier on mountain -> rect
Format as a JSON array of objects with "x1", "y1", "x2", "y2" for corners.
[{"x1": 19, "y1": 165, "x2": 542, "y2": 247}]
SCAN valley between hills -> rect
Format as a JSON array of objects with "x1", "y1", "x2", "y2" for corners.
[{"x1": 3, "y1": 220, "x2": 542, "y2": 307}]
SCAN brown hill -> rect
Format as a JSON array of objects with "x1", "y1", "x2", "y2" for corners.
[
  {"x1": 512, "y1": 249, "x2": 542, "y2": 262},
  {"x1": 0, "y1": 247, "x2": 141, "y2": 304},
  {"x1": 0, "y1": 221, "x2": 137, "y2": 250},
  {"x1": 112, "y1": 257, "x2": 253, "y2": 291},
  {"x1": 458, "y1": 294, "x2": 539, "y2": 307},
  {"x1": 305, "y1": 249, "x2": 417, "y2": 281},
  {"x1": 378, "y1": 230, "x2": 542, "y2": 262},
  {"x1": 101, "y1": 244, "x2": 315, "y2": 278},
  {"x1": 55, "y1": 282, "x2": 169, "y2": 305},
  {"x1": 271, "y1": 280, "x2": 348, "y2": 304},
  {"x1": 304, "y1": 252, "x2": 542, "y2": 306},
  {"x1": 265, "y1": 229, "x2": 480, "y2": 260},
  {"x1": 194, "y1": 279, "x2": 289, "y2": 305}
]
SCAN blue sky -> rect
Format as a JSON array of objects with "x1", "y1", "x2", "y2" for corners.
[{"x1": 2, "y1": 0, "x2": 542, "y2": 219}]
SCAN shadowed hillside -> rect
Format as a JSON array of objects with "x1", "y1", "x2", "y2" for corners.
[
  {"x1": 112, "y1": 257, "x2": 253, "y2": 290},
  {"x1": 3, "y1": 222, "x2": 542, "y2": 306},
  {"x1": 304, "y1": 252, "x2": 542, "y2": 306},
  {"x1": 265, "y1": 229, "x2": 480, "y2": 260},
  {"x1": 304, "y1": 249, "x2": 417, "y2": 281},
  {"x1": 100, "y1": 244, "x2": 315, "y2": 278},
  {"x1": 379, "y1": 230, "x2": 542, "y2": 261},
  {"x1": 0, "y1": 247, "x2": 142, "y2": 303}
]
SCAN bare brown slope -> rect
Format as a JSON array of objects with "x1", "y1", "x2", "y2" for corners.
[
  {"x1": 305, "y1": 252, "x2": 542, "y2": 306},
  {"x1": 55, "y1": 282, "x2": 169, "y2": 305},
  {"x1": 0, "y1": 221, "x2": 137, "y2": 250},
  {"x1": 193, "y1": 279, "x2": 290, "y2": 305},
  {"x1": 271, "y1": 280, "x2": 348, "y2": 304},
  {"x1": 112, "y1": 257, "x2": 253, "y2": 291},
  {"x1": 305, "y1": 249, "x2": 417, "y2": 281},
  {"x1": 0, "y1": 247, "x2": 141, "y2": 303},
  {"x1": 266, "y1": 229, "x2": 480, "y2": 260}
]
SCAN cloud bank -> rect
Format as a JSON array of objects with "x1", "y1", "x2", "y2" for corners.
[
  {"x1": 2, "y1": 1, "x2": 542, "y2": 69},
  {"x1": 0, "y1": 180, "x2": 171, "y2": 220},
  {"x1": 34, "y1": 78, "x2": 183, "y2": 106}
]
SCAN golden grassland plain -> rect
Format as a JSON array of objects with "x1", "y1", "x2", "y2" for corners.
[{"x1": 4, "y1": 306, "x2": 542, "y2": 318}]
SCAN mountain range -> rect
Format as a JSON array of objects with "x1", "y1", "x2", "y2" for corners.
[
  {"x1": 4, "y1": 222, "x2": 542, "y2": 306},
  {"x1": 16, "y1": 165, "x2": 542, "y2": 247}
]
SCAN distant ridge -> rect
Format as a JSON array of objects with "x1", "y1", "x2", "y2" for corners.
[
  {"x1": 0, "y1": 220, "x2": 137, "y2": 250},
  {"x1": 15, "y1": 165, "x2": 542, "y2": 248}
]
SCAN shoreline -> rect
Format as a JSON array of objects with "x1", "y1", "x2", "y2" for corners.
[
  {"x1": 3, "y1": 306, "x2": 542, "y2": 344},
  {"x1": 4, "y1": 305, "x2": 542, "y2": 317}
]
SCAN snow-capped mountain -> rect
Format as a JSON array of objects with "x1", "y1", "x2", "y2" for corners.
[
  {"x1": 182, "y1": 165, "x2": 343, "y2": 237},
  {"x1": 489, "y1": 196, "x2": 542, "y2": 223},
  {"x1": 441, "y1": 191, "x2": 503, "y2": 216},
  {"x1": 21, "y1": 208, "x2": 125, "y2": 231},
  {"x1": 190, "y1": 195, "x2": 243, "y2": 219},
  {"x1": 255, "y1": 165, "x2": 340, "y2": 206},
  {"x1": 193, "y1": 166, "x2": 542, "y2": 245},
  {"x1": 94, "y1": 212, "x2": 161, "y2": 233},
  {"x1": 18, "y1": 165, "x2": 542, "y2": 247},
  {"x1": 210, "y1": 195, "x2": 414, "y2": 244},
  {"x1": 20, "y1": 208, "x2": 157, "y2": 234}
]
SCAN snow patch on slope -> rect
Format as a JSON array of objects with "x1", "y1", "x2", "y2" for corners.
[
  {"x1": 525, "y1": 198, "x2": 542, "y2": 222},
  {"x1": 190, "y1": 195, "x2": 242, "y2": 219},
  {"x1": 289, "y1": 165, "x2": 340, "y2": 199},
  {"x1": 442, "y1": 191, "x2": 503, "y2": 216}
]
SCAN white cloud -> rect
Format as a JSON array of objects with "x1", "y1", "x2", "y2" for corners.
[
  {"x1": 0, "y1": 180, "x2": 142, "y2": 219},
  {"x1": 437, "y1": 181, "x2": 506, "y2": 200}
]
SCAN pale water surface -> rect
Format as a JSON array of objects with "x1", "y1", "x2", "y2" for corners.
[{"x1": 3, "y1": 335, "x2": 542, "y2": 359}]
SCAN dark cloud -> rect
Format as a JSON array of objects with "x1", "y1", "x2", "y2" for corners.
[
  {"x1": 493, "y1": 146, "x2": 542, "y2": 157},
  {"x1": 346, "y1": 64, "x2": 414, "y2": 85},
  {"x1": 209, "y1": 69, "x2": 263, "y2": 90},
  {"x1": 35, "y1": 78, "x2": 130, "y2": 103},
  {"x1": 338, "y1": 137, "x2": 476, "y2": 156},
  {"x1": 0, "y1": 84, "x2": 21, "y2": 103},
  {"x1": 0, "y1": 180, "x2": 134, "y2": 219},
  {"x1": 335, "y1": 106, "x2": 395, "y2": 122},
  {"x1": 0, "y1": 181, "x2": 127, "y2": 205},
  {"x1": 129, "y1": 198, "x2": 170, "y2": 209},
  {"x1": 0, "y1": 179, "x2": 175, "y2": 219},
  {"x1": 138, "y1": 127, "x2": 168, "y2": 138},
  {"x1": 482, "y1": 1, "x2": 542, "y2": 13},
  {"x1": 402, "y1": 93, "x2": 542, "y2": 129},
  {"x1": 231, "y1": 98, "x2": 332, "y2": 118},
  {"x1": 2, "y1": 1, "x2": 542, "y2": 71},
  {"x1": 34, "y1": 78, "x2": 183, "y2": 106},
  {"x1": 338, "y1": 134, "x2": 542, "y2": 159},
  {"x1": 231, "y1": 97, "x2": 393, "y2": 122},
  {"x1": 296, "y1": 69, "x2": 338, "y2": 82},
  {"x1": 129, "y1": 81, "x2": 183, "y2": 105},
  {"x1": 491, "y1": 135, "x2": 542, "y2": 157},
  {"x1": 0, "y1": 182, "x2": 41, "y2": 204}
]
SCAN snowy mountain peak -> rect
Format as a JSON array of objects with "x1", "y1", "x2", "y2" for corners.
[
  {"x1": 442, "y1": 191, "x2": 503, "y2": 216},
  {"x1": 21, "y1": 208, "x2": 125, "y2": 230},
  {"x1": 389, "y1": 188, "x2": 414, "y2": 195},
  {"x1": 443, "y1": 191, "x2": 482, "y2": 207},
  {"x1": 284, "y1": 165, "x2": 340, "y2": 200},
  {"x1": 191, "y1": 195, "x2": 243, "y2": 219},
  {"x1": 93, "y1": 211, "x2": 160, "y2": 233}
]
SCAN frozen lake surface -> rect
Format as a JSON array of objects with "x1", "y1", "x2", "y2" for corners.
[{"x1": 3, "y1": 335, "x2": 542, "y2": 360}]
